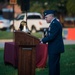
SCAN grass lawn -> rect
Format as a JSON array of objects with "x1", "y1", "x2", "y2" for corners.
[
  {"x1": 0, "y1": 31, "x2": 14, "y2": 39},
  {"x1": 0, "y1": 45, "x2": 75, "y2": 75},
  {"x1": 0, "y1": 31, "x2": 42, "y2": 39},
  {"x1": 0, "y1": 31, "x2": 65, "y2": 40}
]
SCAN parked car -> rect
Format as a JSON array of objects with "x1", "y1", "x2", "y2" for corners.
[
  {"x1": 64, "y1": 17, "x2": 75, "y2": 27},
  {"x1": 10, "y1": 12, "x2": 49, "y2": 33},
  {"x1": 0, "y1": 15, "x2": 10, "y2": 31}
]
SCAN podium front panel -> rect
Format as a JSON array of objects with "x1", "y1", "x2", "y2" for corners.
[{"x1": 18, "y1": 47, "x2": 36, "y2": 75}]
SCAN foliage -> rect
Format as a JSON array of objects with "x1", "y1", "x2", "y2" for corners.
[
  {"x1": 0, "y1": 0, "x2": 5, "y2": 3},
  {"x1": 30, "y1": 2, "x2": 43, "y2": 13},
  {"x1": 66, "y1": 0, "x2": 75, "y2": 16},
  {"x1": 30, "y1": 0, "x2": 60, "y2": 13},
  {"x1": 1, "y1": 0, "x2": 75, "y2": 16},
  {"x1": 30, "y1": 0, "x2": 75, "y2": 16}
]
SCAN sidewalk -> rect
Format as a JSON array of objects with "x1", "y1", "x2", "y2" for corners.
[
  {"x1": 0, "y1": 39, "x2": 13, "y2": 48},
  {"x1": 63, "y1": 39, "x2": 75, "y2": 45},
  {"x1": 0, "y1": 39, "x2": 13, "y2": 43}
]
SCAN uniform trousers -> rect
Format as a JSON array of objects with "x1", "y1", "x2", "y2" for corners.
[{"x1": 48, "y1": 53, "x2": 60, "y2": 75}]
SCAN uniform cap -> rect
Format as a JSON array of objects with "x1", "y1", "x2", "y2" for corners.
[{"x1": 43, "y1": 10, "x2": 55, "y2": 17}]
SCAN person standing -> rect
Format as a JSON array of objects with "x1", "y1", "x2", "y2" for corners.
[{"x1": 41, "y1": 10, "x2": 64, "y2": 75}]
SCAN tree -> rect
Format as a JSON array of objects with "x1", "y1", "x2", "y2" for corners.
[
  {"x1": 66, "y1": 0, "x2": 75, "y2": 16},
  {"x1": 0, "y1": 0, "x2": 5, "y2": 2}
]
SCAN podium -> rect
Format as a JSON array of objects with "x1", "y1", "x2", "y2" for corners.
[{"x1": 14, "y1": 31, "x2": 40, "y2": 75}]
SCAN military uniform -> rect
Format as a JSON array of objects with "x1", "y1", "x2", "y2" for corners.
[{"x1": 41, "y1": 10, "x2": 64, "y2": 75}]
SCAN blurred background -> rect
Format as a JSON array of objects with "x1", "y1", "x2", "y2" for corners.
[
  {"x1": 0, "y1": 0, "x2": 75, "y2": 40},
  {"x1": 0, "y1": 0, "x2": 75, "y2": 28}
]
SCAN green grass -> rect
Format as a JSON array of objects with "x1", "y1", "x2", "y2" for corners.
[
  {"x1": 0, "y1": 31, "x2": 65, "y2": 40},
  {"x1": 0, "y1": 31, "x2": 42, "y2": 39},
  {"x1": 0, "y1": 31, "x2": 14, "y2": 39},
  {"x1": 0, "y1": 48, "x2": 18, "y2": 75},
  {"x1": 0, "y1": 45, "x2": 75, "y2": 75},
  {"x1": 60, "y1": 45, "x2": 75, "y2": 75},
  {"x1": 31, "y1": 32, "x2": 43, "y2": 39}
]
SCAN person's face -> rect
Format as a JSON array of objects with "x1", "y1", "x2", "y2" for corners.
[{"x1": 45, "y1": 14, "x2": 53, "y2": 23}]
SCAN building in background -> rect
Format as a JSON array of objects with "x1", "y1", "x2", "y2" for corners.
[{"x1": 0, "y1": 0, "x2": 22, "y2": 20}]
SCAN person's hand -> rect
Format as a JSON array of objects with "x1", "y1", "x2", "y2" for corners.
[
  {"x1": 40, "y1": 41, "x2": 43, "y2": 43},
  {"x1": 39, "y1": 39, "x2": 43, "y2": 43}
]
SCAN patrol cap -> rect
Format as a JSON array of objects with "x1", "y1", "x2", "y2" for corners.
[{"x1": 43, "y1": 10, "x2": 55, "y2": 17}]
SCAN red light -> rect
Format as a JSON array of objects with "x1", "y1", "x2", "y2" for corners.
[{"x1": 39, "y1": 21, "x2": 42, "y2": 25}]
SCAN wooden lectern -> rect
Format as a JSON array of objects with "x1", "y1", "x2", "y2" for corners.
[{"x1": 14, "y1": 31, "x2": 40, "y2": 75}]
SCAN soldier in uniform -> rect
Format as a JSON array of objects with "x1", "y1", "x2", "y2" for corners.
[{"x1": 41, "y1": 10, "x2": 64, "y2": 75}]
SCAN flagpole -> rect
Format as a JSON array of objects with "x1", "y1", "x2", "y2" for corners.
[
  {"x1": 12, "y1": 4, "x2": 15, "y2": 31},
  {"x1": 9, "y1": 0, "x2": 17, "y2": 32}
]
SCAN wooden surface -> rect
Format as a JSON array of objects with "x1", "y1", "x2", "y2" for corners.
[{"x1": 14, "y1": 31, "x2": 40, "y2": 75}]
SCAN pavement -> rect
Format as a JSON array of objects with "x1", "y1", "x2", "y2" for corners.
[
  {"x1": 63, "y1": 39, "x2": 75, "y2": 45},
  {"x1": 0, "y1": 39, "x2": 13, "y2": 43},
  {"x1": 0, "y1": 39, "x2": 13, "y2": 48},
  {"x1": 0, "y1": 39, "x2": 75, "y2": 48}
]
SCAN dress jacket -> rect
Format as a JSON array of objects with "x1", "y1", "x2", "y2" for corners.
[{"x1": 42, "y1": 18, "x2": 64, "y2": 54}]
